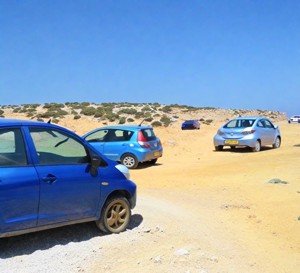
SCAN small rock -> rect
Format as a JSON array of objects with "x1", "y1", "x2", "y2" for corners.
[
  {"x1": 153, "y1": 256, "x2": 162, "y2": 263},
  {"x1": 267, "y1": 178, "x2": 288, "y2": 184},
  {"x1": 175, "y1": 249, "x2": 190, "y2": 256}
]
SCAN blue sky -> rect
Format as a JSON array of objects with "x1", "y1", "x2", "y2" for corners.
[{"x1": 1, "y1": 0, "x2": 299, "y2": 116}]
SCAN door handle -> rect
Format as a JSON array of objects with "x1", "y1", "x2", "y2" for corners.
[{"x1": 42, "y1": 174, "x2": 57, "y2": 184}]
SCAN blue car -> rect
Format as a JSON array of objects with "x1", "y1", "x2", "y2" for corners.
[
  {"x1": 213, "y1": 116, "x2": 281, "y2": 152},
  {"x1": 181, "y1": 120, "x2": 200, "y2": 130},
  {"x1": 0, "y1": 118, "x2": 136, "y2": 237},
  {"x1": 83, "y1": 125, "x2": 163, "y2": 169}
]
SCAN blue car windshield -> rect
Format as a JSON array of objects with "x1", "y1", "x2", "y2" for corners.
[{"x1": 224, "y1": 119, "x2": 255, "y2": 128}]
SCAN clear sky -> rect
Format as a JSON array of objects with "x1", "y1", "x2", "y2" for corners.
[{"x1": 1, "y1": 0, "x2": 299, "y2": 116}]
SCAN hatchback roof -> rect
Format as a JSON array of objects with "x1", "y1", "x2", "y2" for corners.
[
  {"x1": 234, "y1": 116, "x2": 266, "y2": 120},
  {"x1": 99, "y1": 125, "x2": 153, "y2": 130}
]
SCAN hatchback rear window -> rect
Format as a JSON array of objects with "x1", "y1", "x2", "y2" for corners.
[
  {"x1": 225, "y1": 119, "x2": 255, "y2": 128},
  {"x1": 141, "y1": 129, "x2": 156, "y2": 141}
]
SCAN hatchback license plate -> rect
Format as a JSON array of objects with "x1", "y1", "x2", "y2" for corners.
[{"x1": 225, "y1": 140, "x2": 239, "y2": 145}]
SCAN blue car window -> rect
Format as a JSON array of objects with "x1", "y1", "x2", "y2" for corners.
[
  {"x1": 0, "y1": 128, "x2": 27, "y2": 166},
  {"x1": 29, "y1": 128, "x2": 89, "y2": 165},
  {"x1": 106, "y1": 129, "x2": 131, "y2": 142},
  {"x1": 85, "y1": 129, "x2": 108, "y2": 142},
  {"x1": 141, "y1": 129, "x2": 156, "y2": 141}
]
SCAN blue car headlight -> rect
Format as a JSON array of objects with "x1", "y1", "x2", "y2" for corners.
[{"x1": 115, "y1": 164, "x2": 130, "y2": 180}]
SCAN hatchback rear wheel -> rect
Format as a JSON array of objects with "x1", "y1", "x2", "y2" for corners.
[
  {"x1": 121, "y1": 153, "x2": 139, "y2": 169},
  {"x1": 215, "y1": 145, "x2": 223, "y2": 151},
  {"x1": 150, "y1": 158, "x2": 157, "y2": 165}
]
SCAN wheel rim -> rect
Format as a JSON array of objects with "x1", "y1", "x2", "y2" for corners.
[
  {"x1": 275, "y1": 137, "x2": 280, "y2": 148},
  {"x1": 105, "y1": 200, "x2": 130, "y2": 232},
  {"x1": 254, "y1": 141, "x2": 260, "y2": 151},
  {"x1": 122, "y1": 156, "x2": 136, "y2": 168}
]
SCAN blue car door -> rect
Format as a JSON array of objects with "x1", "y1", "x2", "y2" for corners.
[
  {"x1": 35, "y1": 164, "x2": 101, "y2": 225},
  {"x1": 103, "y1": 129, "x2": 128, "y2": 161},
  {"x1": 28, "y1": 127, "x2": 101, "y2": 226},
  {"x1": 0, "y1": 128, "x2": 39, "y2": 233},
  {"x1": 84, "y1": 129, "x2": 108, "y2": 155}
]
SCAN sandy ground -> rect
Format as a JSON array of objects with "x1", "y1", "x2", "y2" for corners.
[
  {"x1": 93, "y1": 120, "x2": 299, "y2": 273},
  {"x1": 1, "y1": 116, "x2": 299, "y2": 273}
]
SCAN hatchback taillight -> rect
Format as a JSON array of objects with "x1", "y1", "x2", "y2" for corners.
[
  {"x1": 217, "y1": 130, "x2": 224, "y2": 136},
  {"x1": 137, "y1": 131, "x2": 151, "y2": 148}
]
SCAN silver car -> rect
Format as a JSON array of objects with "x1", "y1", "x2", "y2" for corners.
[{"x1": 213, "y1": 116, "x2": 281, "y2": 152}]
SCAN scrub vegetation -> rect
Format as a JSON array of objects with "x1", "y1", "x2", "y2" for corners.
[{"x1": 0, "y1": 102, "x2": 286, "y2": 127}]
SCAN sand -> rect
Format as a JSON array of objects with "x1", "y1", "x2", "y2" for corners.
[{"x1": 2, "y1": 113, "x2": 299, "y2": 273}]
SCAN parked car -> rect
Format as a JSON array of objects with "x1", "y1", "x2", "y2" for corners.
[
  {"x1": 83, "y1": 125, "x2": 163, "y2": 169},
  {"x1": 288, "y1": 115, "x2": 300, "y2": 123},
  {"x1": 181, "y1": 120, "x2": 200, "y2": 130},
  {"x1": 213, "y1": 116, "x2": 281, "y2": 152},
  {"x1": 0, "y1": 118, "x2": 136, "y2": 238}
]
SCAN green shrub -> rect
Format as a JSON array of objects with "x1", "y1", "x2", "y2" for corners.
[
  {"x1": 74, "y1": 115, "x2": 81, "y2": 120},
  {"x1": 81, "y1": 107, "x2": 96, "y2": 116},
  {"x1": 151, "y1": 121, "x2": 162, "y2": 127},
  {"x1": 145, "y1": 117, "x2": 153, "y2": 122},
  {"x1": 127, "y1": 118, "x2": 135, "y2": 122},
  {"x1": 161, "y1": 105, "x2": 172, "y2": 113},
  {"x1": 118, "y1": 108, "x2": 138, "y2": 115},
  {"x1": 119, "y1": 117, "x2": 126, "y2": 124},
  {"x1": 105, "y1": 112, "x2": 119, "y2": 122},
  {"x1": 160, "y1": 115, "x2": 171, "y2": 127}
]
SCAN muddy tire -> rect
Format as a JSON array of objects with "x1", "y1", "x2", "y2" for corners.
[{"x1": 96, "y1": 196, "x2": 131, "y2": 234}]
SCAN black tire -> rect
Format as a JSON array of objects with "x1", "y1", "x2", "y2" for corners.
[
  {"x1": 272, "y1": 137, "x2": 281, "y2": 149},
  {"x1": 252, "y1": 140, "x2": 261, "y2": 152},
  {"x1": 96, "y1": 196, "x2": 131, "y2": 234},
  {"x1": 150, "y1": 158, "x2": 157, "y2": 165},
  {"x1": 121, "y1": 153, "x2": 139, "y2": 169},
  {"x1": 215, "y1": 145, "x2": 223, "y2": 151}
]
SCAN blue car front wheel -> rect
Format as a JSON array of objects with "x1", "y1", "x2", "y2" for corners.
[{"x1": 96, "y1": 196, "x2": 131, "y2": 233}]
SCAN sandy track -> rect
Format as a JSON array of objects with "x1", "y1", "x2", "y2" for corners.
[{"x1": 1, "y1": 120, "x2": 299, "y2": 273}]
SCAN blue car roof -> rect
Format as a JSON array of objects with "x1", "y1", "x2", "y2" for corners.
[
  {"x1": 96, "y1": 125, "x2": 152, "y2": 130},
  {"x1": 0, "y1": 118, "x2": 70, "y2": 131}
]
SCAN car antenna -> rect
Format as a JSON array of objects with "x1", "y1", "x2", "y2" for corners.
[{"x1": 138, "y1": 119, "x2": 145, "y2": 126}]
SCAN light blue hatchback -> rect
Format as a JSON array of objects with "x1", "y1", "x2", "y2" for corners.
[
  {"x1": 83, "y1": 125, "x2": 163, "y2": 169},
  {"x1": 213, "y1": 116, "x2": 281, "y2": 152}
]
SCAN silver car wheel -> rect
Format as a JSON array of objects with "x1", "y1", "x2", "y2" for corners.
[
  {"x1": 273, "y1": 137, "x2": 281, "y2": 149},
  {"x1": 252, "y1": 140, "x2": 261, "y2": 152}
]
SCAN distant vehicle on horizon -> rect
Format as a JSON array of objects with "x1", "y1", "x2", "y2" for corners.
[
  {"x1": 181, "y1": 120, "x2": 200, "y2": 130},
  {"x1": 288, "y1": 115, "x2": 300, "y2": 123}
]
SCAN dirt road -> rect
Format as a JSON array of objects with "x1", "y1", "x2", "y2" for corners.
[{"x1": 1, "y1": 120, "x2": 299, "y2": 273}]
